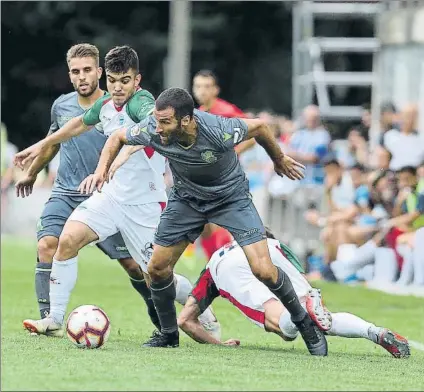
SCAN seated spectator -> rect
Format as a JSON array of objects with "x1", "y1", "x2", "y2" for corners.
[
  {"x1": 337, "y1": 127, "x2": 369, "y2": 168},
  {"x1": 377, "y1": 101, "x2": 398, "y2": 146},
  {"x1": 396, "y1": 228, "x2": 424, "y2": 287},
  {"x1": 305, "y1": 159, "x2": 357, "y2": 264},
  {"x1": 383, "y1": 103, "x2": 424, "y2": 171},
  {"x1": 287, "y1": 105, "x2": 331, "y2": 185},
  {"x1": 331, "y1": 166, "x2": 424, "y2": 284},
  {"x1": 268, "y1": 105, "x2": 330, "y2": 197}
]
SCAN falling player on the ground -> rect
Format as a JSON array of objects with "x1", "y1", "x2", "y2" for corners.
[
  {"x1": 16, "y1": 47, "x2": 219, "y2": 338},
  {"x1": 81, "y1": 87, "x2": 328, "y2": 355},
  {"x1": 13, "y1": 44, "x2": 157, "y2": 334},
  {"x1": 177, "y1": 228, "x2": 410, "y2": 358}
]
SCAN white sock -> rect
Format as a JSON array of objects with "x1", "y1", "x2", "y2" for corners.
[
  {"x1": 328, "y1": 312, "x2": 381, "y2": 343},
  {"x1": 174, "y1": 274, "x2": 193, "y2": 305},
  {"x1": 278, "y1": 311, "x2": 299, "y2": 339},
  {"x1": 49, "y1": 256, "x2": 78, "y2": 325}
]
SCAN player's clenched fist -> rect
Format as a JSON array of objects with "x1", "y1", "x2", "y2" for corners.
[{"x1": 78, "y1": 172, "x2": 106, "y2": 195}]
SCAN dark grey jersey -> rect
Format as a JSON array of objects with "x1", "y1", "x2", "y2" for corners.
[
  {"x1": 126, "y1": 109, "x2": 250, "y2": 202},
  {"x1": 50, "y1": 92, "x2": 107, "y2": 197}
]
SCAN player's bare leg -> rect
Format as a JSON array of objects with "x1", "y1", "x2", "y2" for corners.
[
  {"x1": 143, "y1": 240, "x2": 190, "y2": 347},
  {"x1": 23, "y1": 220, "x2": 98, "y2": 336},
  {"x1": 242, "y1": 239, "x2": 328, "y2": 356}
]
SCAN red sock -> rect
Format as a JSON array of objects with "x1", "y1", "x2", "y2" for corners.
[
  {"x1": 214, "y1": 228, "x2": 233, "y2": 249},
  {"x1": 201, "y1": 235, "x2": 216, "y2": 260}
]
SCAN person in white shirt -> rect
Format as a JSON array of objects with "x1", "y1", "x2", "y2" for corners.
[{"x1": 383, "y1": 104, "x2": 424, "y2": 171}]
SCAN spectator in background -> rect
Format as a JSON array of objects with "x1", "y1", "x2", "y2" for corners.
[
  {"x1": 359, "y1": 103, "x2": 371, "y2": 138},
  {"x1": 269, "y1": 105, "x2": 331, "y2": 197},
  {"x1": 287, "y1": 105, "x2": 331, "y2": 185},
  {"x1": 378, "y1": 102, "x2": 398, "y2": 145},
  {"x1": 305, "y1": 159, "x2": 356, "y2": 266},
  {"x1": 383, "y1": 104, "x2": 424, "y2": 171},
  {"x1": 338, "y1": 126, "x2": 369, "y2": 168},
  {"x1": 333, "y1": 166, "x2": 424, "y2": 284}
]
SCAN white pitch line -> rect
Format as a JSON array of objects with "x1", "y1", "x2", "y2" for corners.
[{"x1": 409, "y1": 340, "x2": 424, "y2": 352}]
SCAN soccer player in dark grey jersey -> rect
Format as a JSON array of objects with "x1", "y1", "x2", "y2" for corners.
[
  {"x1": 89, "y1": 88, "x2": 328, "y2": 355},
  {"x1": 14, "y1": 44, "x2": 160, "y2": 333}
]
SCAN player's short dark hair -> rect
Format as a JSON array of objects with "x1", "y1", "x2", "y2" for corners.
[
  {"x1": 397, "y1": 166, "x2": 417, "y2": 176},
  {"x1": 156, "y1": 88, "x2": 194, "y2": 120},
  {"x1": 66, "y1": 43, "x2": 99, "y2": 66},
  {"x1": 194, "y1": 69, "x2": 219, "y2": 86},
  {"x1": 105, "y1": 46, "x2": 139, "y2": 74}
]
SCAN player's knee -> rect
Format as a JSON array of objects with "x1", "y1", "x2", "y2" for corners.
[
  {"x1": 119, "y1": 258, "x2": 143, "y2": 280},
  {"x1": 56, "y1": 231, "x2": 83, "y2": 258},
  {"x1": 37, "y1": 236, "x2": 58, "y2": 262},
  {"x1": 147, "y1": 262, "x2": 171, "y2": 281}
]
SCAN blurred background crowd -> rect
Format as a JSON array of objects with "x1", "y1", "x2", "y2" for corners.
[{"x1": 2, "y1": 0, "x2": 424, "y2": 296}]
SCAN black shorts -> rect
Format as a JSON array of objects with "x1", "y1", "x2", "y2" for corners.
[{"x1": 154, "y1": 191, "x2": 266, "y2": 247}]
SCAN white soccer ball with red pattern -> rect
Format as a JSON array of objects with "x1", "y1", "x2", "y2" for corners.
[{"x1": 66, "y1": 305, "x2": 111, "y2": 349}]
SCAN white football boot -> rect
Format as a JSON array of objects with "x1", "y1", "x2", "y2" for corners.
[
  {"x1": 23, "y1": 317, "x2": 64, "y2": 338},
  {"x1": 305, "y1": 288, "x2": 332, "y2": 331}
]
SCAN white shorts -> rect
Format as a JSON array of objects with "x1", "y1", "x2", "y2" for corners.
[
  {"x1": 213, "y1": 258, "x2": 311, "y2": 328},
  {"x1": 69, "y1": 191, "x2": 165, "y2": 272}
]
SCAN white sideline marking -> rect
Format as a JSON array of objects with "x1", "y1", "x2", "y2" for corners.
[{"x1": 409, "y1": 340, "x2": 424, "y2": 352}]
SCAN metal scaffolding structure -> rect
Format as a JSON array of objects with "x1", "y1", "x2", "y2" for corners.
[{"x1": 291, "y1": 0, "x2": 381, "y2": 121}]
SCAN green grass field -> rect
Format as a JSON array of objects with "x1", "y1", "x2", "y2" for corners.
[{"x1": 1, "y1": 237, "x2": 424, "y2": 391}]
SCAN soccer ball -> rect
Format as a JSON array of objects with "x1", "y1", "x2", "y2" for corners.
[{"x1": 66, "y1": 305, "x2": 111, "y2": 349}]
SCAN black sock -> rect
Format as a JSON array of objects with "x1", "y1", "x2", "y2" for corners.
[
  {"x1": 130, "y1": 277, "x2": 161, "y2": 330},
  {"x1": 150, "y1": 274, "x2": 178, "y2": 334},
  {"x1": 267, "y1": 267, "x2": 307, "y2": 323},
  {"x1": 35, "y1": 259, "x2": 52, "y2": 319}
]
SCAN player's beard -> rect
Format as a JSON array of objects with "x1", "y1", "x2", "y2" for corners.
[{"x1": 76, "y1": 80, "x2": 98, "y2": 97}]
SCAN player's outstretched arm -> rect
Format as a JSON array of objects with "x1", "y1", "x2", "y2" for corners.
[
  {"x1": 15, "y1": 144, "x2": 59, "y2": 198},
  {"x1": 243, "y1": 118, "x2": 306, "y2": 181},
  {"x1": 178, "y1": 297, "x2": 222, "y2": 345},
  {"x1": 14, "y1": 116, "x2": 90, "y2": 169}
]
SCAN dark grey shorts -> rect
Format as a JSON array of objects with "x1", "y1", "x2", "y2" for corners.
[
  {"x1": 37, "y1": 194, "x2": 131, "y2": 260},
  {"x1": 154, "y1": 192, "x2": 266, "y2": 248}
]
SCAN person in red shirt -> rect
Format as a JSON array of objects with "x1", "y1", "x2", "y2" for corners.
[{"x1": 192, "y1": 69, "x2": 255, "y2": 259}]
